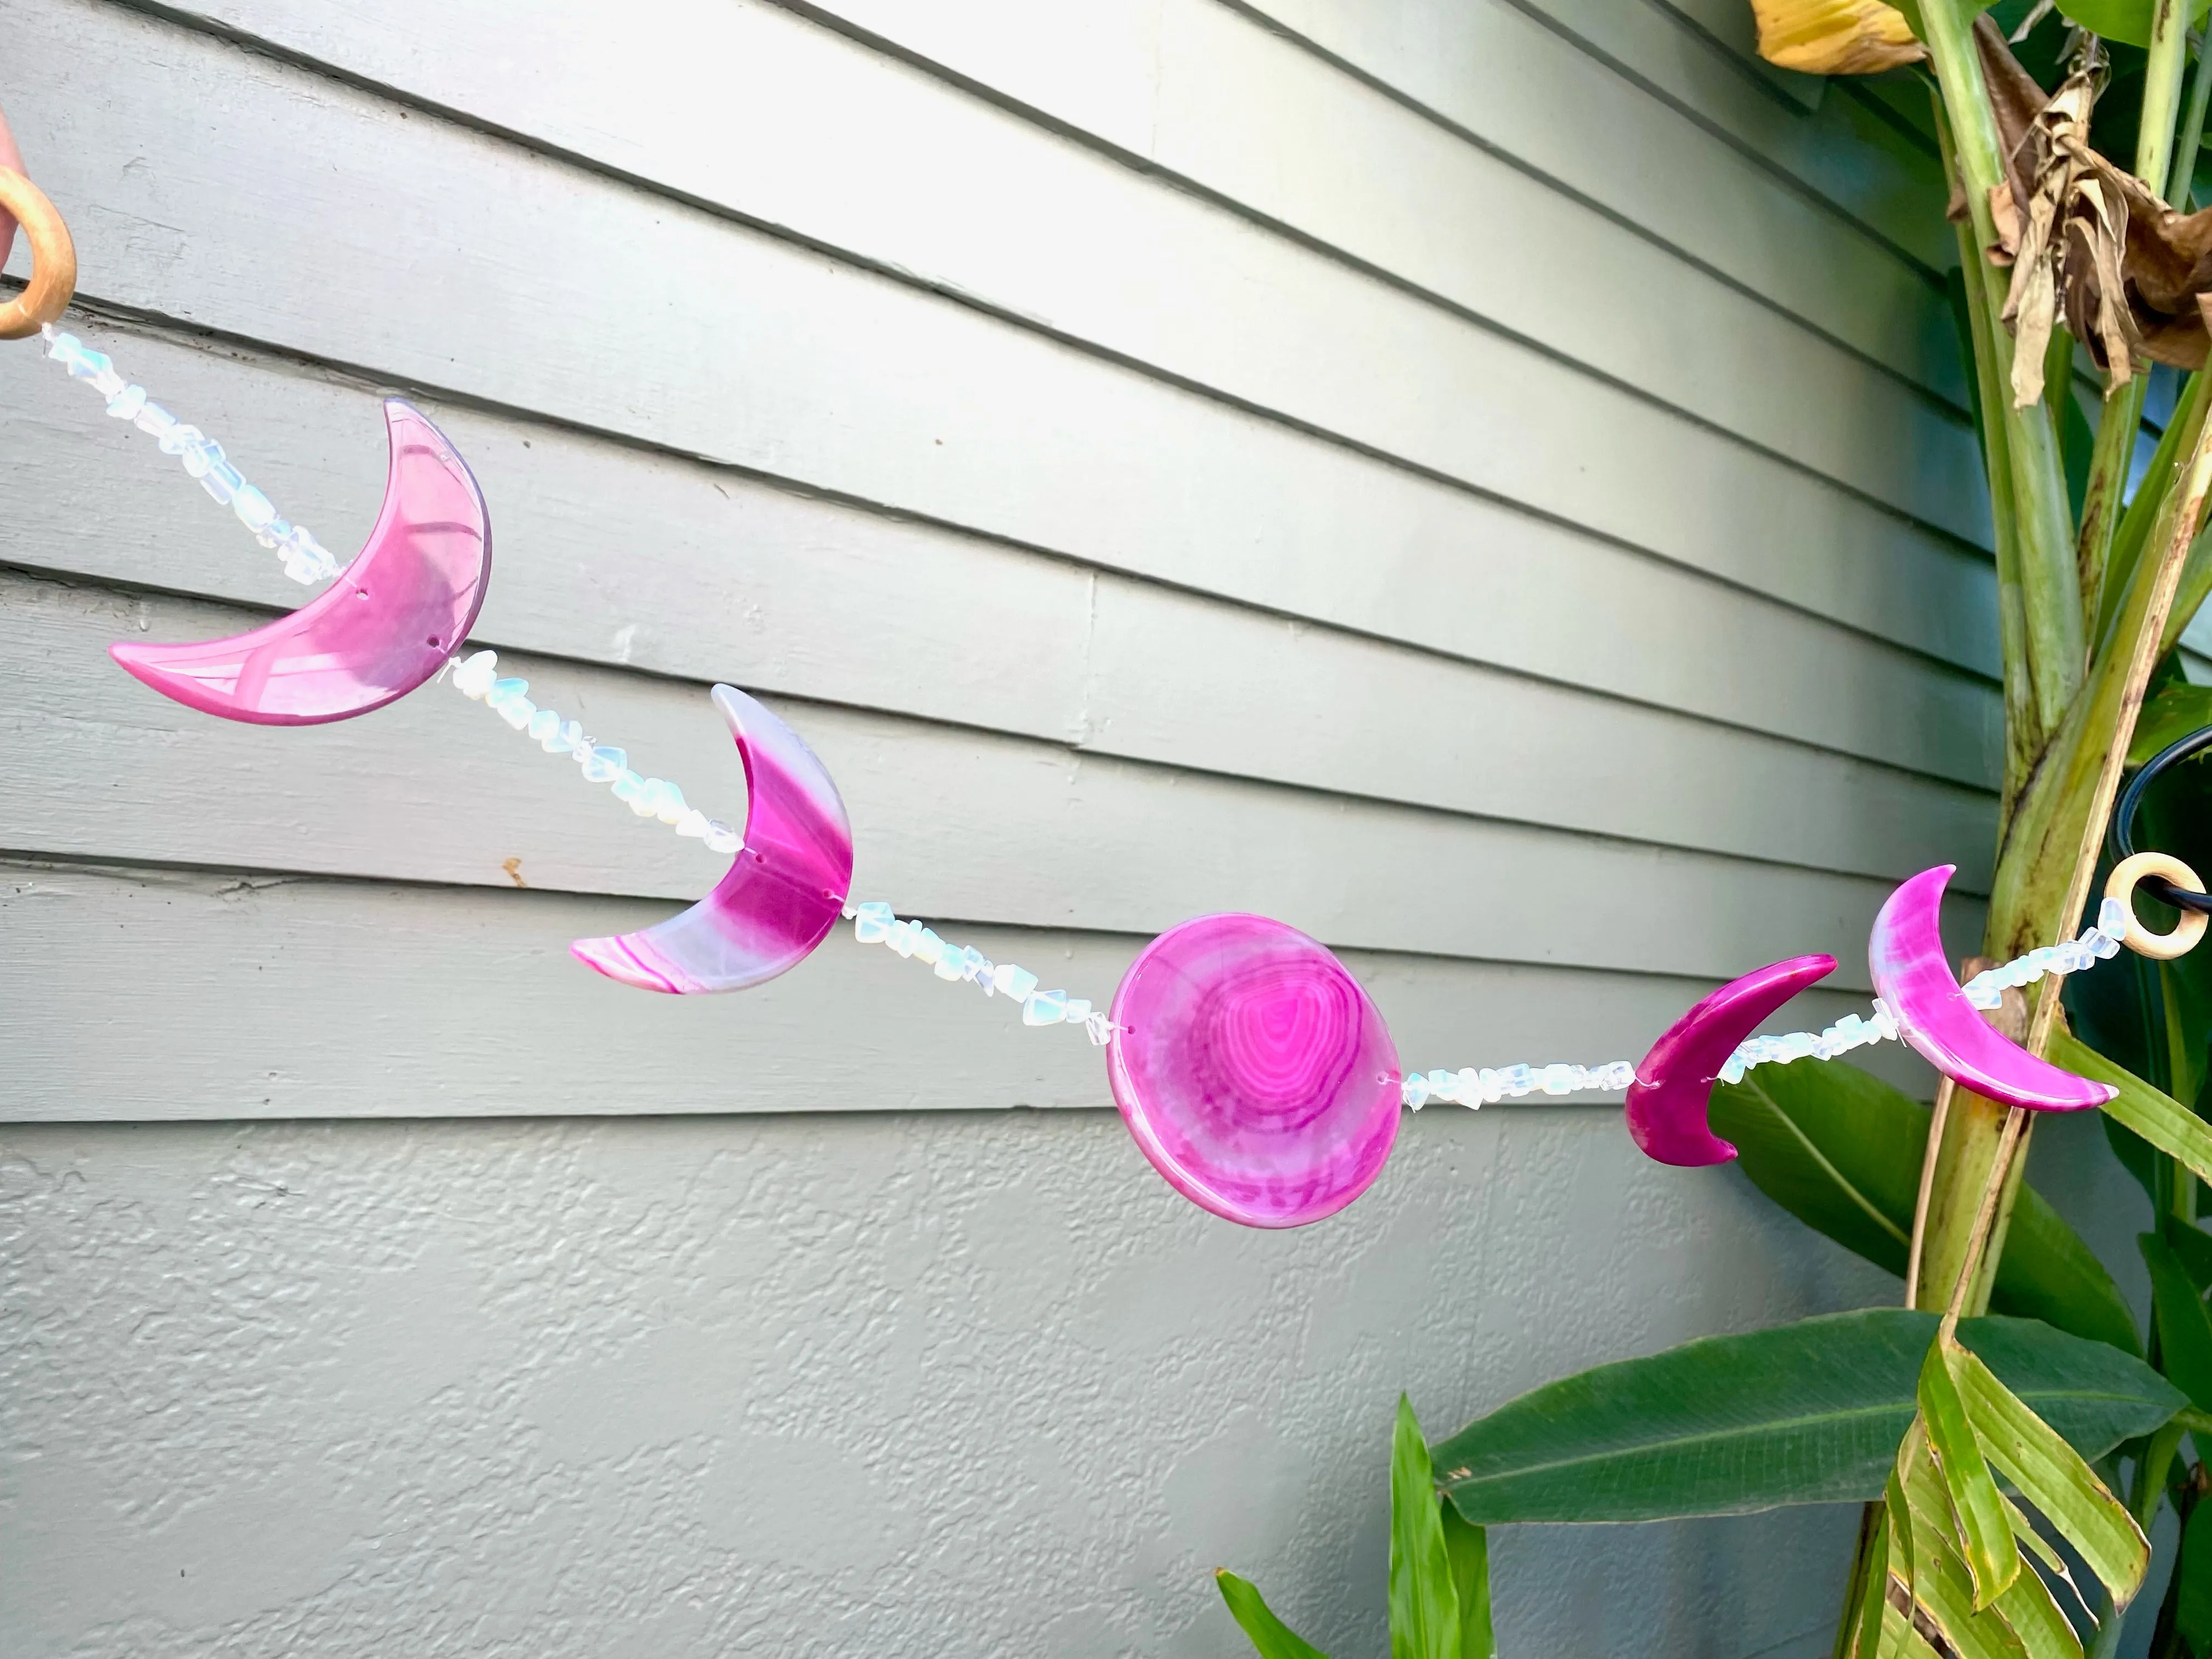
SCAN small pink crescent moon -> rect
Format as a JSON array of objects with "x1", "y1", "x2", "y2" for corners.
[
  {"x1": 109, "y1": 400, "x2": 492, "y2": 724},
  {"x1": 570, "y1": 684, "x2": 854, "y2": 994},
  {"x1": 1869, "y1": 865, "x2": 2114, "y2": 1113},
  {"x1": 1624, "y1": 954, "x2": 1837, "y2": 1166}
]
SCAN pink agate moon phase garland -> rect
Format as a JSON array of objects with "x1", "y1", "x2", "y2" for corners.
[
  {"x1": 1105, "y1": 913, "x2": 1401, "y2": 1228},
  {"x1": 109, "y1": 400, "x2": 491, "y2": 724},
  {"x1": 1624, "y1": 954, "x2": 1837, "y2": 1167},
  {"x1": 571, "y1": 684, "x2": 854, "y2": 994},
  {"x1": 1869, "y1": 865, "x2": 2114, "y2": 1112}
]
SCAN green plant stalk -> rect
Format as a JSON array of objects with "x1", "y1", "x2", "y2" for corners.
[
  {"x1": 1938, "y1": 95, "x2": 2038, "y2": 806},
  {"x1": 2087, "y1": 1421, "x2": 2187, "y2": 1659},
  {"x1": 2099, "y1": 369, "x2": 2210, "y2": 652},
  {"x1": 2084, "y1": 0, "x2": 2201, "y2": 625},
  {"x1": 2170, "y1": 29, "x2": 2212, "y2": 205},
  {"x1": 1921, "y1": 0, "x2": 2083, "y2": 742}
]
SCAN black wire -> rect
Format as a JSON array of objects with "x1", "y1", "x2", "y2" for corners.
[{"x1": 2107, "y1": 724, "x2": 2212, "y2": 913}]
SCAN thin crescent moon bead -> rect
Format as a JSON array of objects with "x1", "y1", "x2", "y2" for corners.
[
  {"x1": 570, "y1": 685, "x2": 854, "y2": 994},
  {"x1": 1623, "y1": 955, "x2": 1837, "y2": 1167},
  {"x1": 1869, "y1": 865, "x2": 2116, "y2": 1113},
  {"x1": 1105, "y1": 913, "x2": 1401, "y2": 1229},
  {"x1": 109, "y1": 400, "x2": 491, "y2": 724}
]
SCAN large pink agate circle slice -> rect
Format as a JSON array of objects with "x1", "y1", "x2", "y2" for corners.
[{"x1": 1107, "y1": 912, "x2": 1402, "y2": 1228}]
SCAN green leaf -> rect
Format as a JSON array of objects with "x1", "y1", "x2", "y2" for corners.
[
  {"x1": 1389, "y1": 1397, "x2": 1460, "y2": 1659},
  {"x1": 1898, "y1": 1450, "x2": 2075, "y2": 1659},
  {"x1": 2143, "y1": 1233, "x2": 2212, "y2": 1418},
  {"x1": 2055, "y1": 0, "x2": 2211, "y2": 55},
  {"x1": 1215, "y1": 1571, "x2": 1332, "y2": 1659},
  {"x1": 2175, "y1": 1502, "x2": 2212, "y2": 1653},
  {"x1": 1921, "y1": 1339, "x2": 2020, "y2": 1607},
  {"x1": 1431, "y1": 1310, "x2": 2182, "y2": 1525},
  {"x1": 1950, "y1": 1344, "x2": 2150, "y2": 1605},
  {"x1": 1711, "y1": 1064, "x2": 2140, "y2": 1354},
  {"x1": 2128, "y1": 682, "x2": 2212, "y2": 765},
  {"x1": 1437, "y1": 1500, "x2": 1494, "y2": 1659},
  {"x1": 2167, "y1": 1221, "x2": 2212, "y2": 1291},
  {"x1": 2056, "y1": 1030, "x2": 2212, "y2": 1187}
]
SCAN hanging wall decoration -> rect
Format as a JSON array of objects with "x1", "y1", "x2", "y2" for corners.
[{"x1": 12, "y1": 156, "x2": 2200, "y2": 1234}]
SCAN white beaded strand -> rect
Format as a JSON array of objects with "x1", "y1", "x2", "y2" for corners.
[
  {"x1": 40, "y1": 325, "x2": 338, "y2": 584},
  {"x1": 844, "y1": 900, "x2": 1121, "y2": 1045},
  {"x1": 450, "y1": 650, "x2": 738, "y2": 853},
  {"x1": 1403, "y1": 899, "x2": 2138, "y2": 1111}
]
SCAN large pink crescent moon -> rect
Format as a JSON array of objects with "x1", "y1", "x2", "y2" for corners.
[
  {"x1": 109, "y1": 400, "x2": 491, "y2": 724},
  {"x1": 570, "y1": 685, "x2": 854, "y2": 994},
  {"x1": 1624, "y1": 953, "x2": 1838, "y2": 1167},
  {"x1": 1869, "y1": 865, "x2": 2115, "y2": 1113}
]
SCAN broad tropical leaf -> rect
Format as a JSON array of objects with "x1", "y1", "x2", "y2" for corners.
[
  {"x1": 1389, "y1": 1397, "x2": 1459, "y2": 1659},
  {"x1": 2127, "y1": 682, "x2": 2212, "y2": 765},
  {"x1": 1950, "y1": 1342, "x2": 2149, "y2": 1604},
  {"x1": 2056, "y1": 1031, "x2": 2212, "y2": 1187},
  {"x1": 1711, "y1": 1064, "x2": 2139, "y2": 1353},
  {"x1": 2143, "y1": 1232, "x2": 2212, "y2": 1417},
  {"x1": 2053, "y1": 0, "x2": 2211, "y2": 52},
  {"x1": 2166, "y1": 1221, "x2": 2212, "y2": 1291},
  {"x1": 2176, "y1": 1504, "x2": 2212, "y2": 1654},
  {"x1": 1437, "y1": 1500, "x2": 1494, "y2": 1659},
  {"x1": 1216, "y1": 1571, "x2": 1331, "y2": 1659},
  {"x1": 1898, "y1": 1448, "x2": 2082, "y2": 1658},
  {"x1": 1431, "y1": 1311, "x2": 2181, "y2": 1525},
  {"x1": 1920, "y1": 1339, "x2": 2020, "y2": 1606}
]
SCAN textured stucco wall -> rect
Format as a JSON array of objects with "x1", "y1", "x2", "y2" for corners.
[{"x1": 0, "y1": 1105, "x2": 1916, "y2": 1656}]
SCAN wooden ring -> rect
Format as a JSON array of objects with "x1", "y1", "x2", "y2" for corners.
[
  {"x1": 0, "y1": 167, "x2": 77, "y2": 341},
  {"x1": 2106, "y1": 852, "x2": 2210, "y2": 961}
]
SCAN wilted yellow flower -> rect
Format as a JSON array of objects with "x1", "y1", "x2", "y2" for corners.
[{"x1": 1752, "y1": 0, "x2": 1925, "y2": 74}]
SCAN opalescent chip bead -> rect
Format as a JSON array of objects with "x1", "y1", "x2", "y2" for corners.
[
  {"x1": 1063, "y1": 998, "x2": 1092, "y2": 1025},
  {"x1": 853, "y1": 902, "x2": 894, "y2": 944},
  {"x1": 2099, "y1": 896, "x2": 2131, "y2": 937},
  {"x1": 1478, "y1": 1068, "x2": 1504, "y2": 1103},
  {"x1": 200, "y1": 461, "x2": 245, "y2": 506},
  {"x1": 1085, "y1": 1013, "x2": 1114, "y2": 1045},
  {"x1": 611, "y1": 771, "x2": 645, "y2": 803},
  {"x1": 675, "y1": 807, "x2": 710, "y2": 837},
  {"x1": 1457, "y1": 1068, "x2": 1481, "y2": 1105},
  {"x1": 961, "y1": 946, "x2": 990, "y2": 982},
  {"x1": 993, "y1": 963, "x2": 1039, "y2": 1000},
  {"x1": 546, "y1": 720, "x2": 585, "y2": 755},
  {"x1": 1502, "y1": 1064, "x2": 1534, "y2": 1096},
  {"x1": 1024, "y1": 989, "x2": 1068, "y2": 1026},
  {"x1": 232, "y1": 485, "x2": 278, "y2": 533},
  {"x1": 887, "y1": 921, "x2": 919, "y2": 957},
  {"x1": 453, "y1": 651, "x2": 498, "y2": 698},
  {"x1": 180, "y1": 439, "x2": 221, "y2": 481},
  {"x1": 527, "y1": 709, "x2": 561, "y2": 742},
  {"x1": 933, "y1": 947, "x2": 966, "y2": 981},
  {"x1": 655, "y1": 783, "x2": 687, "y2": 826},
  {"x1": 106, "y1": 385, "x2": 147, "y2": 421},
  {"x1": 1402, "y1": 1073, "x2": 1429, "y2": 1108},
  {"x1": 159, "y1": 423, "x2": 204, "y2": 458},
  {"x1": 498, "y1": 696, "x2": 535, "y2": 730},
  {"x1": 1425, "y1": 1069, "x2": 1457, "y2": 1104},
  {"x1": 134, "y1": 402, "x2": 177, "y2": 438},
  {"x1": 580, "y1": 746, "x2": 625, "y2": 782},
  {"x1": 487, "y1": 677, "x2": 530, "y2": 710},
  {"x1": 630, "y1": 779, "x2": 665, "y2": 817},
  {"x1": 913, "y1": 929, "x2": 946, "y2": 966},
  {"x1": 704, "y1": 822, "x2": 741, "y2": 855},
  {"x1": 64, "y1": 343, "x2": 112, "y2": 381}
]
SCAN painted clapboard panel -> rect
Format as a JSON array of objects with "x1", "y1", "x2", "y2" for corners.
[
  {"x1": 0, "y1": 858, "x2": 1930, "y2": 1120},
  {"x1": 1239, "y1": 0, "x2": 1957, "y2": 396},
  {"x1": 0, "y1": 0, "x2": 1997, "y2": 1131},
  {"x1": 0, "y1": 328, "x2": 1999, "y2": 861},
  {"x1": 0, "y1": 0, "x2": 2002, "y2": 687},
  {"x1": 137, "y1": 0, "x2": 1979, "y2": 509},
  {"x1": 0, "y1": 571, "x2": 1956, "y2": 988}
]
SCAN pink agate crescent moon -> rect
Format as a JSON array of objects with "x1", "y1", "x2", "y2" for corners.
[
  {"x1": 109, "y1": 400, "x2": 491, "y2": 724},
  {"x1": 1624, "y1": 955, "x2": 1837, "y2": 1167},
  {"x1": 570, "y1": 684, "x2": 853, "y2": 994},
  {"x1": 1869, "y1": 865, "x2": 2115, "y2": 1113},
  {"x1": 1105, "y1": 913, "x2": 1401, "y2": 1229}
]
